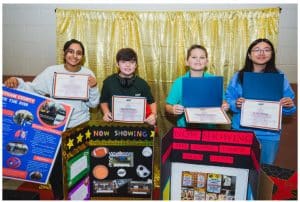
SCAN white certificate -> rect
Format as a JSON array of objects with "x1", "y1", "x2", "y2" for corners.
[
  {"x1": 184, "y1": 107, "x2": 231, "y2": 124},
  {"x1": 53, "y1": 73, "x2": 89, "y2": 100},
  {"x1": 112, "y1": 96, "x2": 146, "y2": 123},
  {"x1": 241, "y1": 99, "x2": 282, "y2": 131}
]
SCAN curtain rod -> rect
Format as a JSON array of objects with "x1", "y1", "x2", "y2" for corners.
[{"x1": 54, "y1": 7, "x2": 282, "y2": 13}]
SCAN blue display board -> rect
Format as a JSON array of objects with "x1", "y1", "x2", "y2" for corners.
[{"x1": 2, "y1": 86, "x2": 73, "y2": 184}]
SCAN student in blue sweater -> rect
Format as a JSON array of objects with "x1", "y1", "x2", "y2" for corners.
[{"x1": 225, "y1": 38, "x2": 296, "y2": 164}]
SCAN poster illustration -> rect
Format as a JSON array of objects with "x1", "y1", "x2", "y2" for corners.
[
  {"x1": 61, "y1": 122, "x2": 155, "y2": 200},
  {"x1": 2, "y1": 86, "x2": 73, "y2": 184},
  {"x1": 170, "y1": 162, "x2": 249, "y2": 200},
  {"x1": 90, "y1": 146, "x2": 153, "y2": 197},
  {"x1": 181, "y1": 171, "x2": 236, "y2": 200}
]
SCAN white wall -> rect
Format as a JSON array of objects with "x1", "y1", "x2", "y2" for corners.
[{"x1": 3, "y1": 4, "x2": 298, "y2": 83}]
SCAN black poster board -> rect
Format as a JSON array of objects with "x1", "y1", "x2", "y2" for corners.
[{"x1": 62, "y1": 121, "x2": 155, "y2": 200}]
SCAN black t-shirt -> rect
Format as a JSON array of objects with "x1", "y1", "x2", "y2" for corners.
[{"x1": 100, "y1": 73, "x2": 155, "y2": 111}]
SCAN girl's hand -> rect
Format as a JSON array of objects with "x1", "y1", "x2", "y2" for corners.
[
  {"x1": 88, "y1": 75, "x2": 97, "y2": 88},
  {"x1": 280, "y1": 97, "x2": 295, "y2": 108},
  {"x1": 173, "y1": 104, "x2": 184, "y2": 115},
  {"x1": 222, "y1": 101, "x2": 229, "y2": 111},
  {"x1": 236, "y1": 97, "x2": 245, "y2": 108},
  {"x1": 4, "y1": 77, "x2": 19, "y2": 88}
]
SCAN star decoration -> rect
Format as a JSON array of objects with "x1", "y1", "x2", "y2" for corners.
[
  {"x1": 77, "y1": 133, "x2": 83, "y2": 143},
  {"x1": 271, "y1": 172, "x2": 297, "y2": 200},
  {"x1": 85, "y1": 130, "x2": 91, "y2": 140},
  {"x1": 67, "y1": 138, "x2": 74, "y2": 150},
  {"x1": 151, "y1": 131, "x2": 155, "y2": 137}
]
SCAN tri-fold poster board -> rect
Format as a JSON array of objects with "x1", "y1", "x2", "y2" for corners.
[
  {"x1": 61, "y1": 121, "x2": 155, "y2": 200},
  {"x1": 160, "y1": 127, "x2": 261, "y2": 200}
]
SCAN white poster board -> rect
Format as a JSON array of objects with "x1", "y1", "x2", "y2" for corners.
[{"x1": 170, "y1": 162, "x2": 249, "y2": 200}]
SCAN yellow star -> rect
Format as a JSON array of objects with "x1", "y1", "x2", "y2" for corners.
[
  {"x1": 77, "y1": 133, "x2": 83, "y2": 143},
  {"x1": 85, "y1": 130, "x2": 91, "y2": 140},
  {"x1": 67, "y1": 138, "x2": 74, "y2": 150},
  {"x1": 150, "y1": 131, "x2": 155, "y2": 137}
]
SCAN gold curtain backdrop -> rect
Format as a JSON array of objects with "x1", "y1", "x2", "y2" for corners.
[
  {"x1": 56, "y1": 7, "x2": 279, "y2": 189},
  {"x1": 56, "y1": 7, "x2": 279, "y2": 137}
]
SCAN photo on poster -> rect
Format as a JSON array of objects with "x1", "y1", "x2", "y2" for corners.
[
  {"x1": 108, "y1": 151, "x2": 134, "y2": 167},
  {"x1": 38, "y1": 100, "x2": 68, "y2": 127},
  {"x1": 171, "y1": 162, "x2": 248, "y2": 200},
  {"x1": 90, "y1": 145, "x2": 153, "y2": 198},
  {"x1": 68, "y1": 176, "x2": 90, "y2": 200},
  {"x1": 67, "y1": 148, "x2": 90, "y2": 187}
]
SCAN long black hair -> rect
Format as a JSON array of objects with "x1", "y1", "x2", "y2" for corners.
[{"x1": 238, "y1": 38, "x2": 279, "y2": 83}]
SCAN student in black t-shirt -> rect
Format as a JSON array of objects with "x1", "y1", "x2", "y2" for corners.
[{"x1": 100, "y1": 48, "x2": 157, "y2": 126}]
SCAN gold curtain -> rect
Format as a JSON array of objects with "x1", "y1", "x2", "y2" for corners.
[
  {"x1": 56, "y1": 7, "x2": 279, "y2": 136},
  {"x1": 56, "y1": 7, "x2": 279, "y2": 189}
]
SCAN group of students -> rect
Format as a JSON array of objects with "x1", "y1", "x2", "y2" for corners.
[
  {"x1": 165, "y1": 39, "x2": 296, "y2": 165},
  {"x1": 4, "y1": 38, "x2": 296, "y2": 199}
]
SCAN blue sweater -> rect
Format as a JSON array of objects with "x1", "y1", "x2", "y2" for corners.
[{"x1": 225, "y1": 72, "x2": 296, "y2": 141}]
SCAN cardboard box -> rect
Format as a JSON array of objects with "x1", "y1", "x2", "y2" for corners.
[
  {"x1": 258, "y1": 164, "x2": 297, "y2": 200},
  {"x1": 160, "y1": 127, "x2": 261, "y2": 200}
]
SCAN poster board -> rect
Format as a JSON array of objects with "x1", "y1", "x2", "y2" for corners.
[
  {"x1": 160, "y1": 127, "x2": 261, "y2": 200},
  {"x1": 2, "y1": 86, "x2": 73, "y2": 184},
  {"x1": 62, "y1": 122, "x2": 90, "y2": 200},
  {"x1": 61, "y1": 121, "x2": 155, "y2": 200}
]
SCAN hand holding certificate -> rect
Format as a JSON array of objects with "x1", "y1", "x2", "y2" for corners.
[
  {"x1": 241, "y1": 99, "x2": 282, "y2": 131},
  {"x1": 53, "y1": 73, "x2": 89, "y2": 100},
  {"x1": 182, "y1": 77, "x2": 230, "y2": 124},
  {"x1": 185, "y1": 107, "x2": 231, "y2": 124},
  {"x1": 112, "y1": 96, "x2": 146, "y2": 123}
]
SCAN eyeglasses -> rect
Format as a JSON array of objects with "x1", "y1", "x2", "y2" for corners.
[{"x1": 251, "y1": 48, "x2": 272, "y2": 54}]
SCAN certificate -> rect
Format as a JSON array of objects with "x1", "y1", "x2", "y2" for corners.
[
  {"x1": 184, "y1": 107, "x2": 231, "y2": 124},
  {"x1": 53, "y1": 73, "x2": 89, "y2": 100},
  {"x1": 240, "y1": 99, "x2": 282, "y2": 131},
  {"x1": 112, "y1": 96, "x2": 146, "y2": 123}
]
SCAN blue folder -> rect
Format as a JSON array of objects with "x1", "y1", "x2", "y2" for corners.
[
  {"x1": 243, "y1": 72, "x2": 283, "y2": 101},
  {"x1": 182, "y1": 77, "x2": 223, "y2": 107}
]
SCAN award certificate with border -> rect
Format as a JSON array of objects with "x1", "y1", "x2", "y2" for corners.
[
  {"x1": 112, "y1": 96, "x2": 146, "y2": 123},
  {"x1": 53, "y1": 73, "x2": 89, "y2": 100},
  {"x1": 241, "y1": 99, "x2": 282, "y2": 131},
  {"x1": 184, "y1": 107, "x2": 231, "y2": 124}
]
